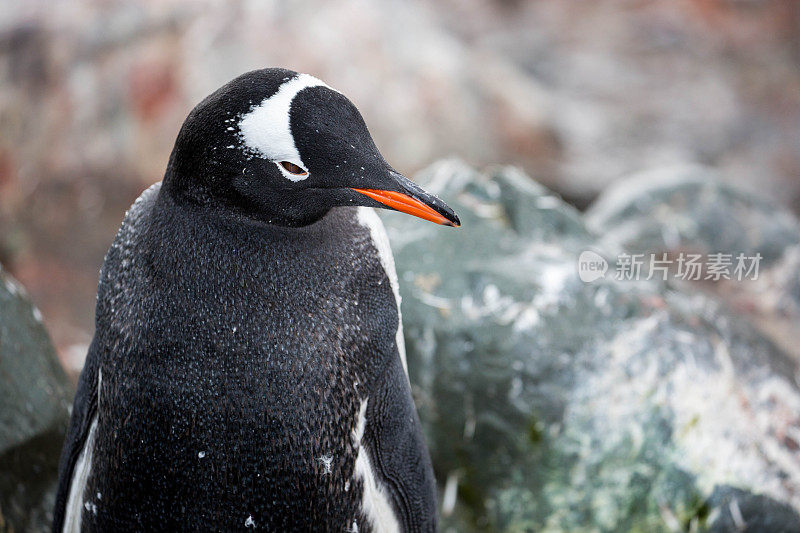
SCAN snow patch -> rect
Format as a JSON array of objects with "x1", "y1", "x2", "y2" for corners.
[{"x1": 317, "y1": 454, "x2": 333, "y2": 475}]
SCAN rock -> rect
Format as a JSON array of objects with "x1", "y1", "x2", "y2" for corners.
[
  {"x1": 383, "y1": 160, "x2": 800, "y2": 531},
  {"x1": 585, "y1": 164, "x2": 800, "y2": 265},
  {"x1": 586, "y1": 164, "x2": 800, "y2": 362},
  {"x1": 707, "y1": 486, "x2": 800, "y2": 533},
  {"x1": 0, "y1": 265, "x2": 72, "y2": 532}
]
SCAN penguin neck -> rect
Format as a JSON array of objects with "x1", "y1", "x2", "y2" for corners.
[
  {"x1": 146, "y1": 189, "x2": 352, "y2": 313},
  {"x1": 151, "y1": 184, "x2": 337, "y2": 264},
  {"x1": 161, "y1": 158, "x2": 224, "y2": 209},
  {"x1": 154, "y1": 180, "x2": 267, "y2": 246}
]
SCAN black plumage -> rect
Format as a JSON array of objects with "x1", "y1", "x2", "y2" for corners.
[{"x1": 53, "y1": 68, "x2": 458, "y2": 532}]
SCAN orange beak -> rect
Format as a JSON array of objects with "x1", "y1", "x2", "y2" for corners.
[{"x1": 351, "y1": 188, "x2": 460, "y2": 227}]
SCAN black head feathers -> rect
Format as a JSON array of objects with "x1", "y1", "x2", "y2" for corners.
[{"x1": 163, "y1": 68, "x2": 459, "y2": 228}]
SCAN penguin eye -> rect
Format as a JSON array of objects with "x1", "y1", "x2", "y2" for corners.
[{"x1": 278, "y1": 161, "x2": 308, "y2": 176}]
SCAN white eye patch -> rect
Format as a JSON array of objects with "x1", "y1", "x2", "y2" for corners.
[{"x1": 237, "y1": 73, "x2": 335, "y2": 182}]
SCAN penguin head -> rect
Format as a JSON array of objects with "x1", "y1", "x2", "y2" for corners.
[{"x1": 164, "y1": 68, "x2": 460, "y2": 228}]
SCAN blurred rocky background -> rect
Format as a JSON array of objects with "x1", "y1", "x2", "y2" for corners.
[
  {"x1": 390, "y1": 161, "x2": 800, "y2": 531},
  {"x1": 2, "y1": 0, "x2": 800, "y2": 531},
  {"x1": 0, "y1": 266, "x2": 71, "y2": 531}
]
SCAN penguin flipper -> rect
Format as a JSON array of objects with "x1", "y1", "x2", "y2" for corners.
[
  {"x1": 52, "y1": 341, "x2": 101, "y2": 533},
  {"x1": 362, "y1": 350, "x2": 438, "y2": 533}
]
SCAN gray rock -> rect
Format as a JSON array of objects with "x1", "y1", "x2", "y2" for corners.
[
  {"x1": 585, "y1": 164, "x2": 800, "y2": 265},
  {"x1": 0, "y1": 265, "x2": 72, "y2": 532},
  {"x1": 586, "y1": 164, "x2": 800, "y2": 364},
  {"x1": 382, "y1": 160, "x2": 800, "y2": 532},
  {"x1": 707, "y1": 486, "x2": 800, "y2": 533}
]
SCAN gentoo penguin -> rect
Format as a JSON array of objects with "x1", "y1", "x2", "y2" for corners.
[{"x1": 52, "y1": 68, "x2": 459, "y2": 532}]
